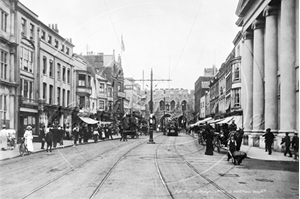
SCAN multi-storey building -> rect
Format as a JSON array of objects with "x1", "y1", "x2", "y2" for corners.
[
  {"x1": 38, "y1": 22, "x2": 74, "y2": 129},
  {"x1": 194, "y1": 65, "x2": 217, "y2": 117},
  {"x1": 83, "y1": 52, "x2": 125, "y2": 121},
  {"x1": 236, "y1": 0, "x2": 299, "y2": 150},
  {"x1": 0, "y1": 0, "x2": 18, "y2": 130},
  {"x1": 124, "y1": 77, "x2": 146, "y2": 118},
  {"x1": 16, "y1": 2, "x2": 40, "y2": 137},
  {"x1": 200, "y1": 95, "x2": 205, "y2": 119}
]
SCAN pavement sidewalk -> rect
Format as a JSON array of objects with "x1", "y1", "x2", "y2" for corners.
[
  {"x1": 240, "y1": 144, "x2": 298, "y2": 162},
  {"x1": 0, "y1": 136, "x2": 121, "y2": 161},
  {"x1": 188, "y1": 132, "x2": 298, "y2": 162}
]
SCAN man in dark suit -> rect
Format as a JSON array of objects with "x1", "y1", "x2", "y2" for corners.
[
  {"x1": 281, "y1": 132, "x2": 292, "y2": 157},
  {"x1": 263, "y1": 128, "x2": 275, "y2": 155}
]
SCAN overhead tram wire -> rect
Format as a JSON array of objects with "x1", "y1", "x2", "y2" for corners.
[
  {"x1": 103, "y1": 0, "x2": 133, "y2": 77},
  {"x1": 170, "y1": 0, "x2": 203, "y2": 78}
]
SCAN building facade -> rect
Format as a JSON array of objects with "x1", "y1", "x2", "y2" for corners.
[
  {"x1": 236, "y1": 0, "x2": 299, "y2": 149},
  {"x1": 38, "y1": 22, "x2": 74, "y2": 130},
  {"x1": 0, "y1": 0, "x2": 18, "y2": 130}
]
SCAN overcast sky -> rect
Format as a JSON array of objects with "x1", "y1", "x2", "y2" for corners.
[{"x1": 21, "y1": 0, "x2": 240, "y2": 90}]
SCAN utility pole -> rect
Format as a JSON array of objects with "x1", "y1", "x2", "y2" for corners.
[{"x1": 133, "y1": 69, "x2": 171, "y2": 144}]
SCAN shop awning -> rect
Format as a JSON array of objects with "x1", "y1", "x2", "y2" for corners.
[
  {"x1": 217, "y1": 116, "x2": 233, "y2": 124},
  {"x1": 208, "y1": 118, "x2": 224, "y2": 124},
  {"x1": 232, "y1": 115, "x2": 243, "y2": 129},
  {"x1": 79, "y1": 117, "x2": 99, "y2": 124}
]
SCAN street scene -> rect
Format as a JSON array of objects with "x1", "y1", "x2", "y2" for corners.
[{"x1": 0, "y1": 0, "x2": 299, "y2": 198}]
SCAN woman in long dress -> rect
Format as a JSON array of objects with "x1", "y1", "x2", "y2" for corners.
[
  {"x1": 205, "y1": 129, "x2": 214, "y2": 155},
  {"x1": 24, "y1": 126, "x2": 34, "y2": 152}
]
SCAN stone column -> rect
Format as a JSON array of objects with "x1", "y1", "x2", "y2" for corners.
[
  {"x1": 241, "y1": 31, "x2": 253, "y2": 135},
  {"x1": 279, "y1": 0, "x2": 296, "y2": 134},
  {"x1": 251, "y1": 19, "x2": 265, "y2": 133},
  {"x1": 263, "y1": 6, "x2": 278, "y2": 133}
]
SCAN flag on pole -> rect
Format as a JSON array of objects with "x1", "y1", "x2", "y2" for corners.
[{"x1": 121, "y1": 35, "x2": 125, "y2": 52}]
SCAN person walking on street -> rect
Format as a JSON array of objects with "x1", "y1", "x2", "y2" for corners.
[
  {"x1": 24, "y1": 126, "x2": 34, "y2": 153},
  {"x1": 39, "y1": 124, "x2": 46, "y2": 149},
  {"x1": 204, "y1": 125, "x2": 214, "y2": 156},
  {"x1": 0, "y1": 125, "x2": 8, "y2": 150},
  {"x1": 262, "y1": 128, "x2": 275, "y2": 155},
  {"x1": 227, "y1": 135, "x2": 237, "y2": 162},
  {"x1": 108, "y1": 124, "x2": 113, "y2": 140},
  {"x1": 236, "y1": 128, "x2": 244, "y2": 151},
  {"x1": 72, "y1": 126, "x2": 79, "y2": 146},
  {"x1": 281, "y1": 132, "x2": 293, "y2": 157},
  {"x1": 78, "y1": 126, "x2": 83, "y2": 144},
  {"x1": 292, "y1": 133, "x2": 299, "y2": 160},
  {"x1": 45, "y1": 125, "x2": 53, "y2": 152}
]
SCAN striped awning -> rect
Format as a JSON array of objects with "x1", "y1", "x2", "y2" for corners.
[
  {"x1": 79, "y1": 117, "x2": 99, "y2": 124},
  {"x1": 217, "y1": 116, "x2": 234, "y2": 124}
]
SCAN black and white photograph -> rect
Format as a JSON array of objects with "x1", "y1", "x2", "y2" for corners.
[{"x1": 0, "y1": 0, "x2": 298, "y2": 198}]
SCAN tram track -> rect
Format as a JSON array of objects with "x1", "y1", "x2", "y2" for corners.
[
  {"x1": 173, "y1": 136, "x2": 237, "y2": 199},
  {"x1": 20, "y1": 138, "x2": 146, "y2": 199},
  {"x1": 89, "y1": 134, "x2": 164, "y2": 199}
]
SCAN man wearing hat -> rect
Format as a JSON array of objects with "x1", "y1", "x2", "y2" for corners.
[
  {"x1": 292, "y1": 133, "x2": 299, "y2": 160},
  {"x1": 280, "y1": 132, "x2": 292, "y2": 157},
  {"x1": 263, "y1": 128, "x2": 275, "y2": 155}
]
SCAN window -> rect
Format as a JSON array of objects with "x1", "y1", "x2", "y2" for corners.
[
  {"x1": 29, "y1": 23, "x2": 34, "y2": 40},
  {"x1": 67, "y1": 69, "x2": 70, "y2": 83},
  {"x1": 118, "y1": 82, "x2": 121, "y2": 92},
  {"x1": 43, "y1": 83, "x2": 47, "y2": 99},
  {"x1": 57, "y1": 87, "x2": 60, "y2": 106},
  {"x1": 88, "y1": 76, "x2": 91, "y2": 87},
  {"x1": 1, "y1": 10, "x2": 8, "y2": 32},
  {"x1": 233, "y1": 63, "x2": 240, "y2": 81},
  {"x1": 42, "y1": 56, "x2": 47, "y2": 74},
  {"x1": 107, "y1": 87, "x2": 112, "y2": 97},
  {"x1": 79, "y1": 96, "x2": 85, "y2": 108},
  {"x1": 20, "y1": 48, "x2": 33, "y2": 73},
  {"x1": 62, "y1": 66, "x2": 66, "y2": 82},
  {"x1": 0, "y1": 95, "x2": 7, "y2": 122},
  {"x1": 66, "y1": 47, "x2": 69, "y2": 55},
  {"x1": 67, "y1": 90, "x2": 70, "y2": 106},
  {"x1": 62, "y1": 89, "x2": 65, "y2": 107},
  {"x1": 0, "y1": 50, "x2": 8, "y2": 80},
  {"x1": 99, "y1": 83, "x2": 105, "y2": 93},
  {"x1": 57, "y1": 63, "x2": 61, "y2": 80},
  {"x1": 78, "y1": 74, "x2": 86, "y2": 86},
  {"x1": 233, "y1": 89, "x2": 241, "y2": 107},
  {"x1": 54, "y1": 39, "x2": 59, "y2": 48},
  {"x1": 20, "y1": 79, "x2": 33, "y2": 100},
  {"x1": 49, "y1": 85, "x2": 53, "y2": 104},
  {"x1": 99, "y1": 100, "x2": 104, "y2": 110},
  {"x1": 41, "y1": 30, "x2": 45, "y2": 40},
  {"x1": 21, "y1": 18, "x2": 26, "y2": 36},
  {"x1": 49, "y1": 60, "x2": 53, "y2": 77},
  {"x1": 61, "y1": 44, "x2": 64, "y2": 52},
  {"x1": 48, "y1": 35, "x2": 52, "y2": 44}
]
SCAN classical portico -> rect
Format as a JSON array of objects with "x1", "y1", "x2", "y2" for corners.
[{"x1": 236, "y1": 0, "x2": 299, "y2": 150}]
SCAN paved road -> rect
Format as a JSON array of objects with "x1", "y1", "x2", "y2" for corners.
[{"x1": 0, "y1": 132, "x2": 298, "y2": 199}]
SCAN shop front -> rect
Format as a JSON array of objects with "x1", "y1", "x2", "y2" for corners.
[{"x1": 19, "y1": 106, "x2": 39, "y2": 140}]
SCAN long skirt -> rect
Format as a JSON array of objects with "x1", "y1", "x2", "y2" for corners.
[
  {"x1": 205, "y1": 137, "x2": 213, "y2": 155},
  {"x1": 26, "y1": 138, "x2": 34, "y2": 152}
]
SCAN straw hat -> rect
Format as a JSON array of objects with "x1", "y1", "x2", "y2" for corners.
[{"x1": 26, "y1": 126, "x2": 32, "y2": 130}]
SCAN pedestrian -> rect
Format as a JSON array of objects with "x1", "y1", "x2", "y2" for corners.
[
  {"x1": 52, "y1": 125, "x2": 58, "y2": 148},
  {"x1": 229, "y1": 120, "x2": 237, "y2": 132},
  {"x1": 78, "y1": 126, "x2": 83, "y2": 144},
  {"x1": 281, "y1": 132, "x2": 293, "y2": 157},
  {"x1": 7, "y1": 130, "x2": 16, "y2": 150},
  {"x1": 45, "y1": 125, "x2": 53, "y2": 152},
  {"x1": 292, "y1": 133, "x2": 299, "y2": 160},
  {"x1": 108, "y1": 124, "x2": 113, "y2": 140},
  {"x1": 236, "y1": 128, "x2": 244, "y2": 151},
  {"x1": 39, "y1": 124, "x2": 46, "y2": 149},
  {"x1": 82, "y1": 125, "x2": 88, "y2": 143},
  {"x1": 58, "y1": 126, "x2": 65, "y2": 147},
  {"x1": 205, "y1": 126, "x2": 214, "y2": 155},
  {"x1": 262, "y1": 128, "x2": 275, "y2": 155},
  {"x1": 72, "y1": 126, "x2": 79, "y2": 146},
  {"x1": 0, "y1": 125, "x2": 8, "y2": 150},
  {"x1": 227, "y1": 134, "x2": 237, "y2": 162},
  {"x1": 24, "y1": 126, "x2": 34, "y2": 153}
]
